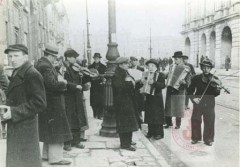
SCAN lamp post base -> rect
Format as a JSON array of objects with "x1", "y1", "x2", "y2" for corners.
[{"x1": 99, "y1": 108, "x2": 118, "y2": 137}]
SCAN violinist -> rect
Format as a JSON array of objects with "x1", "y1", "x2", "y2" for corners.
[
  {"x1": 188, "y1": 58, "x2": 221, "y2": 146},
  {"x1": 63, "y1": 49, "x2": 92, "y2": 151}
]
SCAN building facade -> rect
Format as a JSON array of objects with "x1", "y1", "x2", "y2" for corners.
[
  {"x1": 182, "y1": 0, "x2": 240, "y2": 69},
  {"x1": 0, "y1": 0, "x2": 70, "y2": 66}
]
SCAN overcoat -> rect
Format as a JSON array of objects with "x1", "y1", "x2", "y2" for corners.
[
  {"x1": 165, "y1": 64, "x2": 191, "y2": 117},
  {"x1": 112, "y1": 67, "x2": 139, "y2": 133},
  {"x1": 144, "y1": 72, "x2": 165, "y2": 124},
  {"x1": 64, "y1": 65, "x2": 91, "y2": 130},
  {"x1": 35, "y1": 57, "x2": 72, "y2": 143},
  {"x1": 6, "y1": 61, "x2": 46, "y2": 167},
  {"x1": 88, "y1": 62, "x2": 106, "y2": 107}
]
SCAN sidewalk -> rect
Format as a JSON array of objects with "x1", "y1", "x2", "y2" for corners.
[
  {"x1": 0, "y1": 91, "x2": 168, "y2": 167},
  {"x1": 42, "y1": 118, "x2": 168, "y2": 167}
]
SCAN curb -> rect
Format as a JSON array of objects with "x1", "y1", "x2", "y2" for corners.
[{"x1": 136, "y1": 131, "x2": 170, "y2": 167}]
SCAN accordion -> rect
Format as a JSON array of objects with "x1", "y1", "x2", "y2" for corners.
[
  {"x1": 166, "y1": 64, "x2": 190, "y2": 90},
  {"x1": 140, "y1": 71, "x2": 159, "y2": 95}
]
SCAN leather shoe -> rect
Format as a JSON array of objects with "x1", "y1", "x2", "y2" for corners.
[
  {"x1": 154, "y1": 135, "x2": 163, "y2": 140},
  {"x1": 131, "y1": 142, "x2": 136, "y2": 145},
  {"x1": 72, "y1": 143, "x2": 85, "y2": 149},
  {"x1": 164, "y1": 125, "x2": 170, "y2": 129},
  {"x1": 50, "y1": 160, "x2": 71, "y2": 165},
  {"x1": 146, "y1": 134, "x2": 153, "y2": 138},
  {"x1": 204, "y1": 142, "x2": 213, "y2": 146},
  {"x1": 121, "y1": 146, "x2": 136, "y2": 151},
  {"x1": 42, "y1": 158, "x2": 48, "y2": 161},
  {"x1": 175, "y1": 126, "x2": 180, "y2": 129},
  {"x1": 80, "y1": 138, "x2": 88, "y2": 142},
  {"x1": 191, "y1": 140, "x2": 198, "y2": 144},
  {"x1": 63, "y1": 145, "x2": 72, "y2": 151}
]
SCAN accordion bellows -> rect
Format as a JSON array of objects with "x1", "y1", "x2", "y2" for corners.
[{"x1": 166, "y1": 64, "x2": 190, "y2": 90}]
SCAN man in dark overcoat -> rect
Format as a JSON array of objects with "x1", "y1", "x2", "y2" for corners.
[
  {"x1": 63, "y1": 49, "x2": 92, "y2": 150},
  {"x1": 225, "y1": 55, "x2": 231, "y2": 71},
  {"x1": 1, "y1": 44, "x2": 46, "y2": 167},
  {"x1": 112, "y1": 57, "x2": 139, "y2": 151},
  {"x1": 88, "y1": 53, "x2": 106, "y2": 119},
  {"x1": 183, "y1": 55, "x2": 196, "y2": 109},
  {"x1": 165, "y1": 51, "x2": 191, "y2": 129},
  {"x1": 128, "y1": 56, "x2": 144, "y2": 129},
  {"x1": 188, "y1": 58, "x2": 221, "y2": 146},
  {"x1": 35, "y1": 44, "x2": 72, "y2": 165}
]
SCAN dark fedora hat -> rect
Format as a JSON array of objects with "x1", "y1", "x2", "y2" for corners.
[
  {"x1": 64, "y1": 49, "x2": 79, "y2": 58},
  {"x1": 44, "y1": 44, "x2": 58, "y2": 57},
  {"x1": 130, "y1": 56, "x2": 138, "y2": 61},
  {"x1": 145, "y1": 58, "x2": 159, "y2": 68},
  {"x1": 172, "y1": 51, "x2": 183, "y2": 58},
  {"x1": 4, "y1": 44, "x2": 28, "y2": 54},
  {"x1": 200, "y1": 58, "x2": 214, "y2": 67},
  {"x1": 93, "y1": 53, "x2": 102, "y2": 59},
  {"x1": 182, "y1": 55, "x2": 189, "y2": 59}
]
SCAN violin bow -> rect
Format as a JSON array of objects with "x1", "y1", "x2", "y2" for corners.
[{"x1": 198, "y1": 70, "x2": 217, "y2": 103}]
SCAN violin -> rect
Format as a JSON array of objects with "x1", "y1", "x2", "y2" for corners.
[
  {"x1": 202, "y1": 73, "x2": 230, "y2": 94},
  {"x1": 72, "y1": 63, "x2": 98, "y2": 78}
]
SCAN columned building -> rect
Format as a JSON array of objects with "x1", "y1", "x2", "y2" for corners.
[{"x1": 182, "y1": 0, "x2": 240, "y2": 69}]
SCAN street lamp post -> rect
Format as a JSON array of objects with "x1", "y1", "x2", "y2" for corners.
[{"x1": 99, "y1": 0, "x2": 120, "y2": 137}]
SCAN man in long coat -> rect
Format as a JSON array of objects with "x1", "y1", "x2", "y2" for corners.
[
  {"x1": 165, "y1": 51, "x2": 191, "y2": 129},
  {"x1": 1, "y1": 44, "x2": 46, "y2": 167},
  {"x1": 63, "y1": 49, "x2": 92, "y2": 150},
  {"x1": 88, "y1": 53, "x2": 106, "y2": 119},
  {"x1": 112, "y1": 57, "x2": 139, "y2": 151},
  {"x1": 35, "y1": 45, "x2": 72, "y2": 165},
  {"x1": 128, "y1": 56, "x2": 144, "y2": 129},
  {"x1": 183, "y1": 55, "x2": 196, "y2": 109},
  {"x1": 188, "y1": 58, "x2": 221, "y2": 146}
]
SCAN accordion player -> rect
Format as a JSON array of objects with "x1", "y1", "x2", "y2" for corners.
[{"x1": 166, "y1": 64, "x2": 190, "y2": 90}]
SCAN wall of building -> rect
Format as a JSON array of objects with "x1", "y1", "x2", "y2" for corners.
[
  {"x1": 0, "y1": 0, "x2": 70, "y2": 65},
  {"x1": 182, "y1": 0, "x2": 240, "y2": 69}
]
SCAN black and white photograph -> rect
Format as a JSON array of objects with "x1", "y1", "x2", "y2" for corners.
[{"x1": 0, "y1": 0, "x2": 239, "y2": 167}]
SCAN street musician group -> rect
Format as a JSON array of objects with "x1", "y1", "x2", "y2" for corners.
[
  {"x1": 0, "y1": 43, "x2": 224, "y2": 166},
  {"x1": 112, "y1": 51, "x2": 223, "y2": 151}
]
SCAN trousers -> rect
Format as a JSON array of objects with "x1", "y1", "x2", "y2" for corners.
[
  {"x1": 42, "y1": 143, "x2": 63, "y2": 163},
  {"x1": 119, "y1": 132, "x2": 133, "y2": 148}
]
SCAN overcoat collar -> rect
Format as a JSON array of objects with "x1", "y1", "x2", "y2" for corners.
[
  {"x1": 115, "y1": 66, "x2": 128, "y2": 79},
  {"x1": 7, "y1": 61, "x2": 32, "y2": 95}
]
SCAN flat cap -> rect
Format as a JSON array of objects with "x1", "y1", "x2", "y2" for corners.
[
  {"x1": 44, "y1": 44, "x2": 58, "y2": 56},
  {"x1": 172, "y1": 51, "x2": 184, "y2": 58},
  {"x1": 115, "y1": 57, "x2": 129, "y2": 64},
  {"x1": 64, "y1": 49, "x2": 79, "y2": 58},
  {"x1": 145, "y1": 58, "x2": 159, "y2": 68},
  {"x1": 200, "y1": 58, "x2": 214, "y2": 67},
  {"x1": 4, "y1": 44, "x2": 28, "y2": 54},
  {"x1": 93, "y1": 53, "x2": 102, "y2": 58},
  {"x1": 130, "y1": 56, "x2": 138, "y2": 61}
]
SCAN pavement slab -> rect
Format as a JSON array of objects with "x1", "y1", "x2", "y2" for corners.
[{"x1": 83, "y1": 141, "x2": 106, "y2": 149}]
